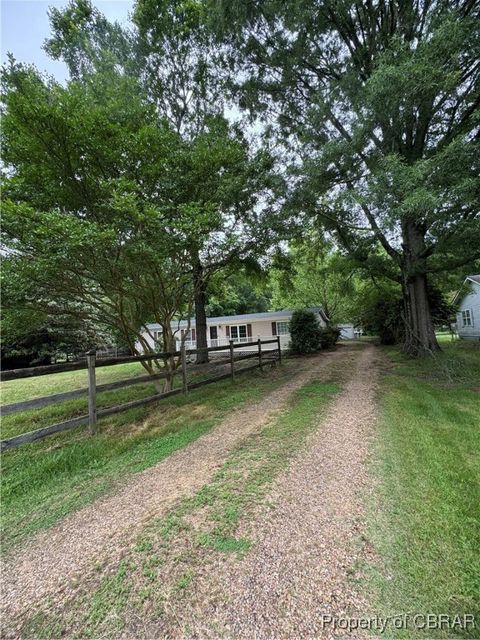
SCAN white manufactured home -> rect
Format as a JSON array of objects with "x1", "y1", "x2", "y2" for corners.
[
  {"x1": 454, "y1": 275, "x2": 480, "y2": 340},
  {"x1": 337, "y1": 324, "x2": 363, "y2": 340},
  {"x1": 141, "y1": 307, "x2": 328, "y2": 352}
]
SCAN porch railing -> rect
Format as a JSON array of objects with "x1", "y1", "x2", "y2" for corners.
[{"x1": 177, "y1": 335, "x2": 290, "y2": 351}]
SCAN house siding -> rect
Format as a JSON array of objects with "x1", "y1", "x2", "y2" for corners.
[
  {"x1": 138, "y1": 309, "x2": 327, "y2": 352},
  {"x1": 183, "y1": 317, "x2": 292, "y2": 350},
  {"x1": 338, "y1": 324, "x2": 355, "y2": 339},
  {"x1": 456, "y1": 281, "x2": 480, "y2": 340}
]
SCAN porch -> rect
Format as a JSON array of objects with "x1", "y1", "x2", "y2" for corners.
[{"x1": 175, "y1": 335, "x2": 290, "y2": 351}]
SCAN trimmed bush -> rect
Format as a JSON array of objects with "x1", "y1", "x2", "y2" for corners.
[
  {"x1": 289, "y1": 309, "x2": 322, "y2": 354},
  {"x1": 319, "y1": 326, "x2": 341, "y2": 348}
]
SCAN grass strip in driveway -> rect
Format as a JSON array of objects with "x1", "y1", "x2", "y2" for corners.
[
  {"x1": 367, "y1": 342, "x2": 480, "y2": 639},
  {"x1": 21, "y1": 375, "x2": 342, "y2": 639}
]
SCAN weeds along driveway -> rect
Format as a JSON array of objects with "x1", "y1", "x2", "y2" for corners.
[{"x1": 1, "y1": 346, "x2": 354, "y2": 628}]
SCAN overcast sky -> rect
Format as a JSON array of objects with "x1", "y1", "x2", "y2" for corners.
[{"x1": 1, "y1": 0, "x2": 134, "y2": 81}]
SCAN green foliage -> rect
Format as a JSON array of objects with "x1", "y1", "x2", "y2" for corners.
[
  {"x1": 352, "y1": 282, "x2": 455, "y2": 345},
  {"x1": 1, "y1": 65, "x2": 188, "y2": 357},
  {"x1": 429, "y1": 286, "x2": 457, "y2": 328},
  {"x1": 42, "y1": 2, "x2": 281, "y2": 358},
  {"x1": 1, "y1": 57, "x2": 276, "y2": 374},
  {"x1": 206, "y1": 272, "x2": 271, "y2": 316},
  {"x1": 318, "y1": 326, "x2": 341, "y2": 349},
  {"x1": 289, "y1": 309, "x2": 322, "y2": 354},
  {"x1": 352, "y1": 285, "x2": 405, "y2": 345},
  {"x1": 0, "y1": 306, "x2": 51, "y2": 367},
  {"x1": 45, "y1": 0, "x2": 134, "y2": 79},
  {"x1": 269, "y1": 230, "x2": 359, "y2": 322},
  {"x1": 213, "y1": 0, "x2": 480, "y2": 354},
  {"x1": 0, "y1": 311, "x2": 101, "y2": 369},
  {"x1": 133, "y1": 0, "x2": 222, "y2": 135},
  {"x1": 0, "y1": 263, "x2": 108, "y2": 367}
]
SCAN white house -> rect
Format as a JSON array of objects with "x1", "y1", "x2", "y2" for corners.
[
  {"x1": 337, "y1": 324, "x2": 363, "y2": 340},
  {"x1": 141, "y1": 307, "x2": 328, "y2": 352},
  {"x1": 454, "y1": 275, "x2": 480, "y2": 340}
]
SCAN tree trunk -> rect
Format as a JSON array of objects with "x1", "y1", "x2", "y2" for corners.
[
  {"x1": 401, "y1": 220, "x2": 440, "y2": 356},
  {"x1": 137, "y1": 325, "x2": 177, "y2": 392},
  {"x1": 193, "y1": 259, "x2": 209, "y2": 364},
  {"x1": 139, "y1": 358, "x2": 168, "y2": 393},
  {"x1": 162, "y1": 324, "x2": 176, "y2": 391}
]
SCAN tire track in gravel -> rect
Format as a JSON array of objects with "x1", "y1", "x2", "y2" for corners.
[
  {"x1": 2, "y1": 347, "x2": 351, "y2": 626},
  {"x1": 161, "y1": 344, "x2": 379, "y2": 639}
]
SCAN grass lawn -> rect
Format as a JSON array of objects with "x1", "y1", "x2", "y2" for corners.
[
  {"x1": 0, "y1": 358, "x2": 297, "y2": 554},
  {"x1": 0, "y1": 361, "x2": 148, "y2": 405},
  {"x1": 0, "y1": 361, "x2": 161, "y2": 443},
  {"x1": 369, "y1": 340, "x2": 480, "y2": 638}
]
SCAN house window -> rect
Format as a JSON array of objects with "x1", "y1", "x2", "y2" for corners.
[
  {"x1": 153, "y1": 331, "x2": 162, "y2": 342},
  {"x1": 276, "y1": 321, "x2": 289, "y2": 335},
  {"x1": 462, "y1": 309, "x2": 473, "y2": 327},
  {"x1": 228, "y1": 324, "x2": 252, "y2": 342},
  {"x1": 230, "y1": 325, "x2": 247, "y2": 341}
]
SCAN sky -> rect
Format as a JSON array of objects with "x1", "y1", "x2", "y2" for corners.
[{"x1": 1, "y1": 0, "x2": 134, "y2": 81}]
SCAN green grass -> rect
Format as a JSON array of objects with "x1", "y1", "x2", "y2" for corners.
[
  {"x1": 0, "y1": 361, "x2": 148, "y2": 405},
  {"x1": 369, "y1": 341, "x2": 480, "y2": 638},
  {"x1": 0, "y1": 358, "x2": 276, "y2": 441},
  {"x1": 0, "y1": 359, "x2": 190, "y2": 440},
  {"x1": 20, "y1": 375, "x2": 342, "y2": 638},
  {"x1": 1, "y1": 361, "x2": 296, "y2": 554},
  {"x1": 1, "y1": 381, "x2": 163, "y2": 440},
  {"x1": 435, "y1": 331, "x2": 458, "y2": 345}
]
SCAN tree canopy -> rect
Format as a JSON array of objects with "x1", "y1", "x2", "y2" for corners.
[
  {"x1": 211, "y1": 0, "x2": 480, "y2": 354},
  {"x1": 1, "y1": 0, "x2": 479, "y2": 367},
  {"x1": 269, "y1": 229, "x2": 359, "y2": 322},
  {"x1": 41, "y1": 0, "x2": 282, "y2": 363},
  {"x1": 1, "y1": 58, "x2": 275, "y2": 382}
]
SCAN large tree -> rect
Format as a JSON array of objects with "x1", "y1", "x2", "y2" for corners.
[
  {"x1": 45, "y1": 0, "x2": 280, "y2": 363},
  {"x1": 2, "y1": 54, "x2": 275, "y2": 379},
  {"x1": 2, "y1": 64, "x2": 270, "y2": 386},
  {"x1": 1, "y1": 66, "x2": 196, "y2": 387},
  {"x1": 162, "y1": 115, "x2": 277, "y2": 363},
  {"x1": 212, "y1": 0, "x2": 480, "y2": 355}
]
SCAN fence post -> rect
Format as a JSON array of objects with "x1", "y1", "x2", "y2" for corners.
[
  {"x1": 86, "y1": 349, "x2": 97, "y2": 434},
  {"x1": 258, "y1": 337, "x2": 263, "y2": 371},
  {"x1": 277, "y1": 336, "x2": 282, "y2": 365},
  {"x1": 181, "y1": 343, "x2": 188, "y2": 395},
  {"x1": 229, "y1": 339, "x2": 235, "y2": 381}
]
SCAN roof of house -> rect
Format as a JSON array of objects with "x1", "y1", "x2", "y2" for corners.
[
  {"x1": 453, "y1": 275, "x2": 480, "y2": 303},
  {"x1": 146, "y1": 307, "x2": 328, "y2": 331}
]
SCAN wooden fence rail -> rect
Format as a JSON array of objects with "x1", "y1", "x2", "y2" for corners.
[
  {"x1": 1, "y1": 372, "x2": 170, "y2": 416},
  {"x1": 1, "y1": 337, "x2": 282, "y2": 451}
]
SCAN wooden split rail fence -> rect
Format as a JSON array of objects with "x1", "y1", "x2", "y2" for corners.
[{"x1": 0, "y1": 338, "x2": 282, "y2": 451}]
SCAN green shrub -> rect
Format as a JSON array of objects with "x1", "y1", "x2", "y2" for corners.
[
  {"x1": 289, "y1": 309, "x2": 322, "y2": 354},
  {"x1": 318, "y1": 326, "x2": 341, "y2": 348}
]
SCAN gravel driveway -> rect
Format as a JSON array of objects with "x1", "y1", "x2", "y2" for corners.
[
  {"x1": 1, "y1": 349, "x2": 344, "y2": 627},
  {"x1": 146, "y1": 344, "x2": 380, "y2": 639}
]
